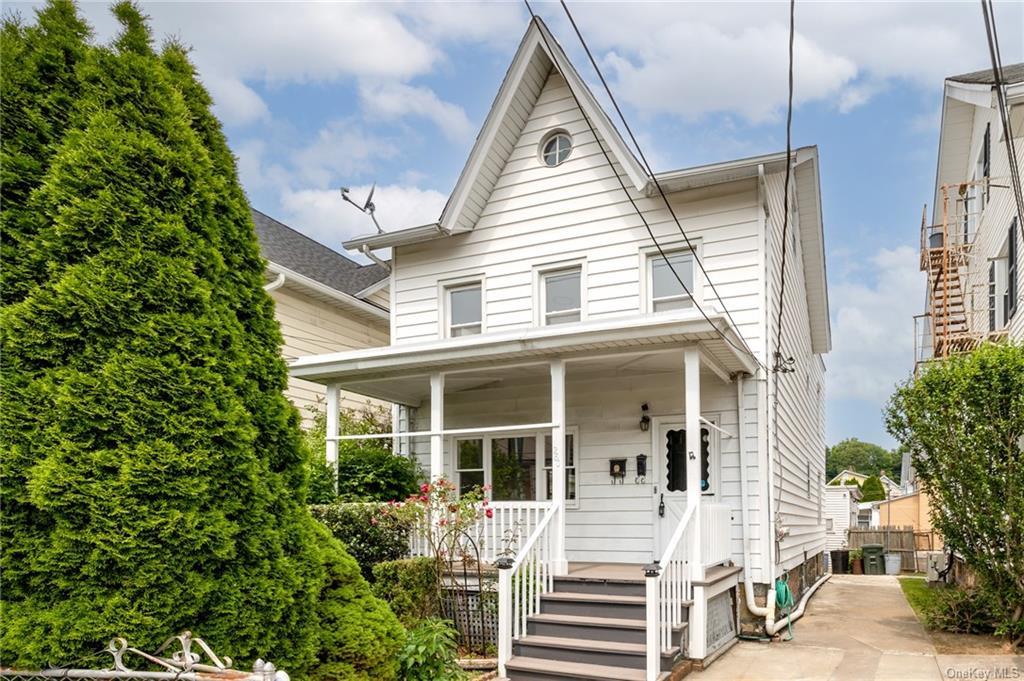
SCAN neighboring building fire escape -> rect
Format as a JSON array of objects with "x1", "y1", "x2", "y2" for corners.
[{"x1": 915, "y1": 181, "x2": 992, "y2": 368}]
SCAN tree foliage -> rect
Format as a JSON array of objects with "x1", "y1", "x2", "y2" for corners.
[
  {"x1": 825, "y1": 437, "x2": 899, "y2": 480},
  {"x1": 858, "y1": 475, "x2": 887, "y2": 502},
  {"x1": 886, "y1": 342, "x2": 1024, "y2": 648},
  {"x1": 305, "y1": 404, "x2": 422, "y2": 503},
  {"x1": 0, "y1": 2, "x2": 402, "y2": 674}
]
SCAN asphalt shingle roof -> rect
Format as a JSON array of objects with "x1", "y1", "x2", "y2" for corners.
[
  {"x1": 947, "y1": 62, "x2": 1024, "y2": 85},
  {"x1": 251, "y1": 208, "x2": 388, "y2": 297}
]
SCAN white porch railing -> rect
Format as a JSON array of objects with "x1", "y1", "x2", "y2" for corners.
[
  {"x1": 408, "y1": 500, "x2": 551, "y2": 563},
  {"x1": 645, "y1": 504, "x2": 696, "y2": 681},
  {"x1": 701, "y1": 502, "x2": 733, "y2": 568},
  {"x1": 496, "y1": 502, "x2": 560, "y2": 677}
]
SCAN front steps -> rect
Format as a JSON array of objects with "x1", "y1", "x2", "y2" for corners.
[{"x1": 505, "y1": 573, "x2": 689, "y2": 681}]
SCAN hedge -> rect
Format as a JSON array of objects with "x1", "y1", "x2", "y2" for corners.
[
  {"x1": 373, "y1": 558, "x2": 440, "y2": 627},
  {"x1": 310, "y1": 503, "x2": 413, "y2": 580}
]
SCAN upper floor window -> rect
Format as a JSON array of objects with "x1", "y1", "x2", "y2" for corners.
[
  {"x1": 541, "y1": 132, "x2": 572, "y2": 167},
  {"x1": 542, "y1": 268, "x2": 581, "y2": 325},
  {"x1": 448, "y1": 283, "x2": 482, "y2": 337},
  {"x1": 649, "y1": 250, "x2": 695, "y2": 312},
  {"x1": 989, "y1": 220, "x2": 1018, "y2": 331}
]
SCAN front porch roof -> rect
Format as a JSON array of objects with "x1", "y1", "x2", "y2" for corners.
[{"x1": 288, "y1": 307, "x2": 759, "y2": 403}]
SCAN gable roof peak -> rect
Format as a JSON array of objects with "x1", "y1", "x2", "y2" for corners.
[{"x1": 438, "y1": 16, "x2": 647, "y2": 234}]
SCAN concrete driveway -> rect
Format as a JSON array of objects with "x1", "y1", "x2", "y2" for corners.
[{"x1": 694, "y1": 574, "x2": 1023, "y2": 681}]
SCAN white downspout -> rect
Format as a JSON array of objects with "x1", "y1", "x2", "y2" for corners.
[
  {"x1": 737, "y1": 374, "x2": 777, "y2": 627},
  {"x1": 766, "y1": 573, "x2": 830, "y2": 635},
  {"x1": 361, "y1": 245, "x2": 392, "y2": 271},
  {"x1": 263, "y1": 272, "x2": 286, "y2": 291}
]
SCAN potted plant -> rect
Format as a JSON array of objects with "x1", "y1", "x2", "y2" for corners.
[{"x1": 850, "y1": 548, "x2": 863, "y2": 574}]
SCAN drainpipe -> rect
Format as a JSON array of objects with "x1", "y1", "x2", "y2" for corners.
[
  {"x1": 737, "y1": 373, "x2": 777, "y2": 628},
  {"x1": 360, "y1": 245, "x2": 392, "y2": 271},
  {"x1": 264, "y1": 272, "x2": 286, "y2": 291},
  {"x1": 766, "y1": 573, "x2": 830, "y2": 635}
]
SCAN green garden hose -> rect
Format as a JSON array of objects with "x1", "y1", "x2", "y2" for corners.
[{"x1": 775, "y1": 574, "x2": 795, "y2": 641}]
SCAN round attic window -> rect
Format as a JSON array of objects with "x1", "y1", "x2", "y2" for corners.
[{"x1": 541, "y1": 132, "x2": 572, "y2": 167}]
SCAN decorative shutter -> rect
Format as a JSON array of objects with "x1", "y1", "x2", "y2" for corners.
[
  {"x1": 989, "y1": 261, "x2": 997, "y2": 331},
  {"x1": 983, "y1": 123, "x2": 991, "y2": 200},
  {"x1": 1010, "y1": 219, "x2": 1018, "y2": 319}
]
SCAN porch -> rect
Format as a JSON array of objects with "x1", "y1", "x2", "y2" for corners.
[{"x1": 289, "y1": 310, "x2": 760, "y2": 679}]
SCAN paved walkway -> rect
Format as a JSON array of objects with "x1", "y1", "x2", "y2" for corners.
[{"x1": 694, "y1": 574, "x2": 1023, "y2": 681}]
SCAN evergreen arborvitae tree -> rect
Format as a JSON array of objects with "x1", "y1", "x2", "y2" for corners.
[
  {"x1": 858, "y1": 475, "x2": 887, "y2": 502},
  {"x1": 0, "y1": 3, "x2": 403, "y2": 676}
]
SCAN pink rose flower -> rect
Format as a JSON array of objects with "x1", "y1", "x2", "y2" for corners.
[{"x1": 485, "y1": 508, "x2": 494, "y2": 519}]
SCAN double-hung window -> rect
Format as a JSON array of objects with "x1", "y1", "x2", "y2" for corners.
[
  {"x1": 649, "y1": 250, "x2": 695, "y2": 312},
  {"x1": 448, "y1": 283, "x2": 482, "y2": 337},
  {"x1": 542, "y1": 268, "x2": 582, "y2": 325},
  {"x1": 455, "y1": 438, "x2": 485, "y2": 495}
]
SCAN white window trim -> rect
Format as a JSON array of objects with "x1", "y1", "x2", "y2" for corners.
[
  {"x1": 639, "y1": 240, "x2": 703, "y2": 315},
  {"x1": 449, "y1": 427, "x2": 579, "y2": 507},
  {"x1": 534, "y1": 258, "x2": 587, "y2": 327},
  {"x1": 439, "y1": 274, "x2": 485, "y2": 339}
]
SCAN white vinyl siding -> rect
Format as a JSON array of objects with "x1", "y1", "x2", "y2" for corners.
[
  {"x1": 823, "y1": 486, "x2": 857, "y2": 551},
  {"x1": 765, "y1": 171, "x2": 828, "y2": 574},
  {"x1": 391, "y1": 70, "x2": 766, "y2": 357}
]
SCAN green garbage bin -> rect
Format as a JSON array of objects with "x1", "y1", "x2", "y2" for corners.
[{"x1": 863, "y1": 544, "x2": 885, "y2": 575}]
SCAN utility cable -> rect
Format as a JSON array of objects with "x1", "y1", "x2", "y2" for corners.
[
  {"x1": 522, "y1": 1, "x2": 766, "y2": 371},
  {"x1": 558, "y1": 0, "x2": 766, "y2": 374}
]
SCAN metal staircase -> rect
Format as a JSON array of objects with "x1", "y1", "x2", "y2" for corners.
[{"x1": 916, "y1": 182, "x2": 987, "y2": 367}]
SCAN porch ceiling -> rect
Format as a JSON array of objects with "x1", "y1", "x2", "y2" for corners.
[{"x1": 289, "y1": 307, "x2": 758, "y2": 405}]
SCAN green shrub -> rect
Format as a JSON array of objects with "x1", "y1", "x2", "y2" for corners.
[
  {"x1": 0, "y1": 4, "x2": 404, "y2": 676},
  {"x1": 923, "y1": 586, "x2": 999, "y2": 635},
  {"x1": 397, "y1": 619, "x2": 466, "y2": 681},
  {"x1": 858, "y1": 475, "x2": 886, "y2": 502},
  {"x1": 305, "y1": 405, "x2": 422, "y2": 502},
  {"x1": 311, "y1": 503, "x2": 412, "y2": 580},
  {"x1": 373, "y1": 558, "x2": 440, "y2": 626}
]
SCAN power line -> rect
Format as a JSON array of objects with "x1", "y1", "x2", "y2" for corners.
[
  {"x1": 981, "y1": 0, "x2": 1024, "y2": 243},
  {"x1": 772, "y1": 0, "x2": 797, "y2": 375},
  {"x1": 522, "y1": 2, "x2": 766, "y2": 372},
  {"x1": 558, "y1": 0, "x2": 765, "y2": 374}
]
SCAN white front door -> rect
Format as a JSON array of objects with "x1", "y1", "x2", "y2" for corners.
[{"x1": 653, "y1": 418, "x2": 713, "y2": 557}]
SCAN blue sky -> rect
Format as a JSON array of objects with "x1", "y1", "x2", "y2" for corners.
[{"x1": 20, "y1": 1, "x2": 1024, "y2": 448}]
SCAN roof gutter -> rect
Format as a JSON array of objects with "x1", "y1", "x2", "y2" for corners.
[
  {"x1": 265, "y1": 261, "x2": 388, "y2": 321},
  {"x1": 263, "y1": 272, "x2": 286, "y2": 292}
]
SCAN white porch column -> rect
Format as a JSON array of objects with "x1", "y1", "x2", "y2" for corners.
[
  {"x1": 430, "y1": 372, "x2": 445, "y2": 481},
  {"x1": 684, "y1": 347, "x2": 706, "y2": 659},
  {"x1": 325, "y1": 383, "x2": 340, "y2": 493},
  {"x1": 550, "y1": 359, "x2": 568, "y2": 576}
]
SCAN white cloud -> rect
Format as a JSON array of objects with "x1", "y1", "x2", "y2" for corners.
[
  {"x1": 202, "y1": 73, "x2": 270, "y2": 126},
  {"x1": 359, "y1": 81, "x2": 474, "y2": 142},
  {"x1": 290, "y1": 120, "x2": 399, "y2": 187},
  {"x1": 828, "y1": 246, "x2": 924, "y2": 403},
  {"x1": 279, "y1": 184, "x2": 447, "y2": 250},
  {"x1": 541, "y1": 1, "x2": 1023, "y2": 122}
]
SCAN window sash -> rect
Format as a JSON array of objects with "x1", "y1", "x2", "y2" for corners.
[
  {"x1": 448, "y1": 284, "x2": 482, "y2": 336},
  {"x1": 650, "y1": 251, "x2": 694, "y2": 311},
  {"x1": 543, "y1": 432, "x2": 577, "y2": 503},
  {"x1": 542, "y1": 268, "x2": 581, "y2": 325}
]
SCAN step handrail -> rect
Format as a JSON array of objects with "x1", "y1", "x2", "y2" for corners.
[
  {"x1": 644, "y1": 503, "x2": 697, "y2": 681},
  {"x1": 496, "y1": 500, "x2": 560, "y2": 678}
]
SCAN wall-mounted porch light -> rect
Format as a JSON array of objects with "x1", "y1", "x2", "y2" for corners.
[{"x1": 639, "y1": 403, "x2": 651, "y2": 432}]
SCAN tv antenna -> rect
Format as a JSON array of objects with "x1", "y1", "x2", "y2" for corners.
[{"x1": 340, "y1": 183, "x2": 383, "y2": 233}]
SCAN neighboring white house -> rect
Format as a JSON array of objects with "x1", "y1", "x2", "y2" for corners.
[
  {"x1": 289, "y1": 18, "x2": 830, "y2": 679},
  {"x1": 823, "y1": 485, "x2": 860, "y2": 552},
  {"x1": 915, "y1": 63, "x2": 1024, "y2": 366},
  {"x1": 252, "y1": 209, "x2": 390, "y2": 426},
  {"x1": 827, "y1": 469, "x2": 902, "y2": 499}
]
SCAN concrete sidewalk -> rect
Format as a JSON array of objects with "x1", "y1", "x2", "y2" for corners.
[{"x1": 693, "y1": 574, "x2": 1023, "y2": 681}]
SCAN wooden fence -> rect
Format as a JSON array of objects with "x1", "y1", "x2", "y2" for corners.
[{"x1": 847, "y1": 526, "x2": 916, "y2": 571}]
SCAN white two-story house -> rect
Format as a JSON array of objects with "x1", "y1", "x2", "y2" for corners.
[
  {"x1": 290, "y1": 18, "x2": 830, "y2": 681},
  {"x1": 915, "y1": 64, "x2": 1023, "y2": 366}
]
